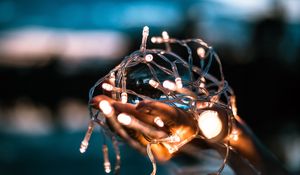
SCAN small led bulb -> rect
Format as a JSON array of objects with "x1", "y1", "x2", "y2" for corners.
[
  {"x1": 210, "y1": 95, "x2": 219, "y2": 103},
  {"x1": 79, "y1": 121, "x2": 94, "y2": 153},
  {"x1": 102, "y1": 145, "x2": 111, "y2": 173},
  {"x1": 197, "y1": 47, "x2": 206, "y2": 58},
  {"x1": 151, "y1": 37, "x2": 156, "y2": 43},
  {"x1": 121, "y1": 92, "x2": 128, "y2": 103},
  {"x1": 143, "y1": 26, "x2": 149, "y2": 37},
  {"x1": 230, "y1": 130, "x2": 239, "y2": 141},
  {"x1": 149, "y1": 79, "x2": 159, "y2": 88},
  {"x1": 117, "y1": 113, "x2": 132, "y2": 125},
  {"x1": 145, "y1": 54, "x2": 153, "y2": 62},
  {"x1": 198, "y1": 110, "x2": 223, "y2": 139},
  {"x1": 80, "y1": 140, "x2": 88, "y2": 154},
  {"x1": 102, "y1": 83, "x2": 114, "y2": 91},
  {"x1": 175, "y1": 77, "x2": 183, "y2": 89},
  {"x1": 109, "y1": 72, "x2": 116, "y2": 85},
  {"x1": 199, "y1": 77, "x2": 206, "y2": 88},
  {"x1": 163, "y1": 80, "x2": 176, "y2": 91},
  {"x1": 151, "y1": 37, "x2": 163, "y2": 43},
  {"x1": 99, "y1": 100, "x2": 113, "y2": 115},
  {"x1": 162, "y1": 31, "x2": 169, "y2": 40},
  {"x1": 154, "y1": 117, "x2": 164, "y2": 127},
  {"x1": 169, "y1": 134, "x2": 180, "y2": 143}
]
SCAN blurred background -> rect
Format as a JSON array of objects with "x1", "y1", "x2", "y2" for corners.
[{"x1": 0, "y1": 0, "x2": 300, "y2": 174}]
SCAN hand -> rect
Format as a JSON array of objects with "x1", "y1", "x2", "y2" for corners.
[
  {"x1": 91, "y1": 95, "x2": 199, "y2": 161},
  {"x1": 91, "y1": 95, "x2": 290, "y2": 175}
]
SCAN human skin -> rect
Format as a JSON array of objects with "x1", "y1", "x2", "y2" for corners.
[{"x1": 91, "y1": 95, "x2": 290, "y2": 175}]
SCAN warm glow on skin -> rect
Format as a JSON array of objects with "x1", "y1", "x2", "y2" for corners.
[
  {"x1": 198, "y1": 110, "x2": 223, "y2": 139},
  {"x1": 230, "y1": 130, "x2": 239, "y2": 141}
]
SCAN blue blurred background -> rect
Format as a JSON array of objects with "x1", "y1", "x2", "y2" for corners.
[{"x1": 0, "y1": 0, "x2": 300, "y2": 174}]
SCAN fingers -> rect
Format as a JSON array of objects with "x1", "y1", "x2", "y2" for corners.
[
  {"x1": 92, "y1": 95, "x2": 168, "y2": 138},
  {"x1": 92, "y1": 95, "x2": 147, "y2": 154},
  {"x1": 91, "y1": 95, "x2": 175, "y2": 161},
  {"x1": 117, "y1": 113, "x2": 167, "y2": 139},
  {"x1": 136, "y1": 100, "x2": 199, "y2": 141},
  {"x1": 91, "y1": 95, "x2": 200, "y2": 162}
]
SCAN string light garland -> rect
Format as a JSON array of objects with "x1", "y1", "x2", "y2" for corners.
[{"x1": 79, "y1": 26, "x2": 241, "y2": 175}]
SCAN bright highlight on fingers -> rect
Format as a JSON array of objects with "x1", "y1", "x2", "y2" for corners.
[
  {"x1": 198, "y1": 110, "x2": 223, "y2": 139},
  {"x1": 99, "y1": 100, "x2": 113, "y2": 115},
  {"x1": 117, "y1": 113, "x2": 132, "y2": 125}
]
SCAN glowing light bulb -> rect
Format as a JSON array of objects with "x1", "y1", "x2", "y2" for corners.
[
  {"x1": 79, "y1": 121, "x2": 94, "y2": 153},
  {"x1": 149, "y1": 79, "x2": 159, "y2": 88},
  {"x1": 102, "y1": 83, "x2": 114, "y2": 91},
  {"x1": 154, "y1": 117, "x2": 164, "y2": 127},
  {"x1": 151, "y1": 37, "x2": 163, "y2": 43},
  {"x1": 140, "y1": 26, "x2": 149, "y2": 52},
  {"x1": 121, "y1": 92, "x2": 128, "y2": 103},
  {"x1": 175, "y1": 77, "x2": 183, "y2": 89},
  {"x1": 80, "y1": 141, "x2": 88, "y2": 153},
  {"x1": 199, "y1": 77, "x2": 206, "y2": 88},
  {"x1": 232, "y1": 134, "x2": 238, "y2": 141},
  {"x1": 145, "y1": 54, "x2": 153, "y2": 62},
  {"x1": 117, "y1": 113, "x2": 132, "y2": 125},
  {"x1": 230, "y1": 130, "x2": 239, "y2": 141},
  {"x1": 163, "y1": 80, "x2": 176, "y2": 91},
  {"x1": 151, "y1": 37, "x2": 157, "y2": 43},
  {"x1": 197, "y1": 47, "x2": 206, "y2": 58},
  {"x1": 109, "y1": 73, "x2": 115, "y2": 84},
  {"x1": 102, "y1": 145, "x2": 111, "y2": 173},
  {"x1": 99, "y1": 100, "x2": 113, "y2": 115},
  {"x1": 198, "y1": 110, "x2": 223, "y2": 139},
  {"x1": 168, "y1": 134, "x2": 180, "y2": 143},
  {"x1": 162, "y1": 31, "x2": 169, "y2": 40},
  {"x1": 143, "y1": 26, "x2": 149, "y2": 37}
]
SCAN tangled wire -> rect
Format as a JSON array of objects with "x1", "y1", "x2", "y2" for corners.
[{"x1": 80, "y1": 26, "x2": 239, "y2": 175}]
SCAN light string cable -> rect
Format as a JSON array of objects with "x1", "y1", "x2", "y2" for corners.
[{"x1": 81, "y1": 26, "x2": 238, "y2": 175}]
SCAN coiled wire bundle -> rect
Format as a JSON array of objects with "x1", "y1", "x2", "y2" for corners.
[{"x1": 80, "y1": 26, "x2": 239, "y2": 175}]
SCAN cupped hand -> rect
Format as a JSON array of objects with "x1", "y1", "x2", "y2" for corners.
[{"x1": 91, "y1": 95, "x2": 199, "y2": 161}]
